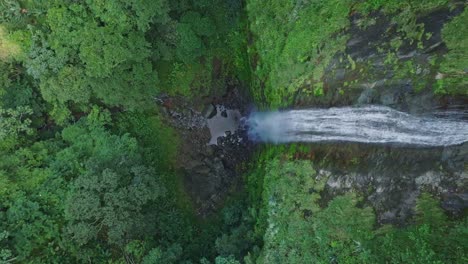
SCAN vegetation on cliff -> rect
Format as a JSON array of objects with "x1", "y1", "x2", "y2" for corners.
[
  {"x1": 243, "y1": 146, "x2": 467, "y2": 263},
  {"x1": 247, "y1": 0, "x2": 467, "y2": 108}
]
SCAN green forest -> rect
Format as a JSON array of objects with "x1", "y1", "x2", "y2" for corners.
[{"x1": 0, "y1": 0, "x2": 467, "y2": 263}]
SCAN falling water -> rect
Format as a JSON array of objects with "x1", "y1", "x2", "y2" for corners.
[{"x1": 245, "y1": 105, "x2": 468, "y2": 146}]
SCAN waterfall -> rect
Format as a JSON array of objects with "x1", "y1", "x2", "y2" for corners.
[{"x1": 245, "y1": 105, "x2": 468, "y2": 146}]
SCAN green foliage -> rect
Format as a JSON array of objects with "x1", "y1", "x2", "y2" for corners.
[
  {"x1": 0, "y1": 25, "x2": 22, "y2": 61},
  {"x1": 141, "y1": 244, "x2": 183, "y2": 264},
  {"x1": 5, "y1": 192, "x2": 63, "y2": 261},
  {"x1": 368, "y1": 194, "x2": 466, "y2": 263},
  {"x1": 55, "y1": 110, "x2": 165, "y2": 248},
  {"x1": 116, "y1": 112, "x2": 178, "y2": 168},
  {"x1": 415, "y1": 192, "x2": 447, "y2": 227},
  {"x1": 176, "y1": 21, "x2": 204, "y2": 64},
  {"x1": 356, "y1": 0, "x2": 448, "y2": 14},
  {"x1": 0, "y1": 106, "x2": 33, "y2": 142},
  {"x1": 246, "y1": 148, "x2": 467, "y2": 264},
  {"x1": 247, "y1": 0, "x2": 352, "y2": 107},
  {"x1": 0, "y1": 135, "x2": 70, "y2": 262},
  {"x1": 66, "y1": 165, "x2": 164, "y2": 245},
  {"x1": 260, "y1": 158, "x2": 326, "y2": 263},
  {"x1": 1, "y1": 1, "x2": 467, "y2": 263},
  {"x1": 215, "y1": 199, "x2": 256, "y2": 260},
  {"x1": 0, "y1": 0, "x2": 21, "y2": 25},
  {"x1": 17, "y1": 1, "x2": 164, "y2": 111},
  {"x1": 438, "y1": 8, "x2": 468, "y2": 95},
  {"x1": 352, "y1": 0, "x2": 465, "y2": 96},
  {"x1": 246, "y1": 0, "x2": 463, "y2": 106},
  {"x1": 214, "y1": 255, "x2": 241, "y2": 264},
  {"x1": 252, "y1": 151, "x2": 375, "y2": 263},
  {"x1": 156, "y1": 0, "x2": 245, "y2": 98},
  {"x1": 313, "y1": 194, "x2": 375, "y2": 263},
  {"x1": 0, "y1": 140, "x2": 56, "y2": 199},
  {"x1": 0, "y1": 231, "x2": 14, "y2": 263},
  {"x1": 0, "y1": 106, "x2": 185, "y2": 262}
]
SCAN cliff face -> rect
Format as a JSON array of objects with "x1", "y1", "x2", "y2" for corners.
[
  {"x1": 246, "y1": 1, "x2": 467, "y2": 108},
  {"x1": 294, "y1": 5, "x2": 467, "y2": 112},
  {"x1": 304, "y1": 143, "x2": 468, "y2": 223}
]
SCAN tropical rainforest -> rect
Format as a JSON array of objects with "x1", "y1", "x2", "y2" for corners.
[{"x1": 0, "y1": 0, "x2": 467, "y2": 263}]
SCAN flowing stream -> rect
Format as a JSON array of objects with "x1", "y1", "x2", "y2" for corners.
[{"x1": 245, "y1": 105, "x2": 468, "y2": 146}]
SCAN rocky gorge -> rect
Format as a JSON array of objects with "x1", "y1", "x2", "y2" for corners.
[{"x1": 156, "y1": 4, "x2": 467, "y2": 225}]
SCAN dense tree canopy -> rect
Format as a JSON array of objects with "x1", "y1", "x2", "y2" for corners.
[{"x1": 0, "y1": 0, "x2": 466, "y2": 263}]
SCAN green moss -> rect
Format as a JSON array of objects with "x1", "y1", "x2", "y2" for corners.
[
  {"x1": 347, "y1": 54, "x2": 357, "y2": 70},
  {"x1": 247, "y1": 0, "x2": 352, "y2": 108},
  {"x1": 438, "y1": 8, "x2": 468, "y2": 95},
  {"x1": 384, "y1": 52, "x2": 398, "y2": 66},
  {"x1": 358, "y1": 0, "x2": 449, "y2": 52},
  {"x1": 247, "y1": 0, "x2": 461, "y2": 105},
  {"x1": 314, "y1": 82, "x2": 325, "y2": 97}
]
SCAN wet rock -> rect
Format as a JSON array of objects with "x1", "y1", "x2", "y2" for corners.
[
  {"x1": 314, "y1": 142, "x2": 468, "y2": 224},
  {"x1": 202, "y1": 104, "x2": 217, "y2": 119},
  {"x1": 441, "y1": 145, "x2": 468, "y2": 171},
  {"x1": 379, "y1": 84, "x2": 410, "y2": 106},
  {"x1": 442, "y1": 193, "x2": 468, "y2": 215},
  {"x1": 415, "y1": 171, "x2": 442, "y2": 188},
  {"x1": 194, "y1": 165, "x2": 211, "y2": 175},
  {"x1": 221, "y1": 109, "x2": 228, "y2": 118},
  {"x1": 294, "y1": 7, "x2": 468, "y2": 112},
  {"x1": 357, "y1": 88, "x2": 378, "y2": 104},
  {"x1": 334, "y1": 69, "x2": 346, "y2": 80},
  {"x1": 205, "y1": 145, "x2": 215, "y2": 156},
  {"x1": 187, "y1": 160, "x2": 204, "y2": 169},
  {"x1": 157, "y1": 87, "x2": 254, "y2": 217}
]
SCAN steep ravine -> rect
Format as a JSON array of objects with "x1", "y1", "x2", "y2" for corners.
[
  {"x1": 158, "y1": 87, "x2": 467, "y2": 222},
  {"x1": 157, "y1": 5, "x2": 467, "y2": 222}
]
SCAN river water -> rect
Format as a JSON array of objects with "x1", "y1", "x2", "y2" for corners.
[{"x1": 245, "y1": 105, "x2": 468, "y2": 146}]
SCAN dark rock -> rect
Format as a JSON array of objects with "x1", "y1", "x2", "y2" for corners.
[
  {"x1": 194, "y1": 165, "x2": 211, "y2": 175},
  {"x1": 202, "y1": 104, "x2": 217, "y2": 119},
  {"x1": 357, "y1": 88, "x2": 378, "y2": 104},
  {"x1": 157, "y1": 87, "x2": 254, "y2": 217},
  {"x1": 221, "y1": 109, "x2": 228, "y2": 118},
  {"x1": 334, "y1": 69, "x2": 346, "y2": 80},
  {"x1": 442, "y1": 193, "x2": 468, "y2": 215},
  {"x1": 380, "y1": 90, "x2": 400, "y2": 106},
  {"x1": 294, "y1": 7, "x2": 468, "y2": 112},
  {"x1": 314, "y1": 142, "x2": 468, "y2": 224}
]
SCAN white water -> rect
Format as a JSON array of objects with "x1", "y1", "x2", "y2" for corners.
[{"x1": 245, "y1": 105, "x2": 468, "y2": 146}]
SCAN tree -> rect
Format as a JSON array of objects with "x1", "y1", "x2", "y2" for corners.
[
  {"x1": 214, "y1": 255, "x2": 241, "y2": 264},
  {"x1": 313, "y1": 194, "x2": 375, "y2": 263},
  {"x1": 0, "y1": 25, "x2": 21, "y2": 61},
  {"x1": 0, "y1": 106, "x2": 33, "y2": 149},
  {"x1": 65, "y1": 164, "x2": 165, "y2": 246},
  {"x1": 57, "y1": 109, "x2": 166, "y2": 248},
  {"x1": 0, "y1": 231, "x2": 15, "y2": 263},
  {"x1": 176, "y1": 23, "x2": 204, "y2": 63},
  {"x1": 23, "y1": 1, "x2": 168, "y2": 110},
  {"x1": 414, "y1": 192, "x2": 447, "y2": 228},
  {"x1": 141, "y1": 244, "x2": 182, "y2": 264}
]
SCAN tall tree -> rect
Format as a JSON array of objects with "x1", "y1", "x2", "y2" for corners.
[{"x1": 56, "y1": 108, "x2": 166, "y2": 250}]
